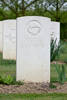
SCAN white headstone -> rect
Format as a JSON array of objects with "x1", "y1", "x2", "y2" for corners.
[
  {"x1": 51, "y1": 21, "x2": 60, "y2": 45},
  {"x1": 17, "y1": 16, "x2": 51, "y2": 83},
  {"x1": 3, "y1": 20, "x2": 16, "y2": 60},
  {"x1": 0, "y1": 21, "x2": 3, "y2": 52}
]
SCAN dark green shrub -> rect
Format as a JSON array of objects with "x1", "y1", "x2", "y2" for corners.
[
  {"x1": 0, "y1": 76, "x2": 3, "y2": 84},
  {"x1": 60, "y1": 23, "x2": 67, "y2": 40}
]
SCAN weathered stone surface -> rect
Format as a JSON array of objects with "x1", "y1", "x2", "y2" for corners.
[
  {"x1": 16, "y1": 16, "x2": 51, "y2": 83},
  {"x1": 51, "y1": 21, "x2": 60, "y2": 45},
  {"x1": 3, "y1": 20, "x2": 16, "y2": 60}
]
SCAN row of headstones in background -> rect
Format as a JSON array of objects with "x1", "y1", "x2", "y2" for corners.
[
  {"x1": 0, "y1": 16, "x2": 60, "y2": 83},
  {"x1": 51, "y1": 21, "x2": 60, "y2": 45},
  {"x1": 0, "y1": 19, "x2": 60, "y2": 60},
  {"x1": 3, "y1": 20, "x2": 16, "y2": 60},
  {"x1": 0, "y1": 20, "x2": 16, "y2": 60}
]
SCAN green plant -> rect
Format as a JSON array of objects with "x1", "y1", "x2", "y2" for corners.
[
  {"x1": 2, "y1": 75, "x2": 14, "y2": 85},
  {"x1": 51, "y1": 39, "x2": 61, "y2": 62},
  {"x1": 55, "y1": 64, "x2": 66, "y2": 84},
  {"x1": 0, "y1": 75, "x2": 24, "y2": 85},
  {"x1": 15, "y1": 81, "x2": 24, "y2": 85},
  {"x1": 49, "y1": 83, "x2": 56, "y2": 89}
]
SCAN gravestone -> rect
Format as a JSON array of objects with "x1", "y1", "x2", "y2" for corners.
[
  {"x1": 0, "y1": 21, "x2": 3, "y2": 52},
  {"x1": 17, "y1": 16, "x2": 51, "y2": 83},
  {"x1": 51, "y1": 21, "x2": 60, "y2": 45},
  {"x1": 3, "y1": 20, "x2": 16, "y2": 60}
]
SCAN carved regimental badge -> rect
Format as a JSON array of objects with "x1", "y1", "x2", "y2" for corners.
[{"x1": 27, "y1": 20, "x2": 41, "y2": 36}]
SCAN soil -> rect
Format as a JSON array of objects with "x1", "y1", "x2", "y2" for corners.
[{"x1": 0, "y1": 82, "x2": 67, "y2": 94}]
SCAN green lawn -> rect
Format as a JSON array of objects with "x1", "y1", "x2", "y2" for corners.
[
  {"x1": 0, "y1": 93, "x2": 67, "y2": 100},
  {"x1": 0, "y1": 53, "x2": 16, "y2": 77}
]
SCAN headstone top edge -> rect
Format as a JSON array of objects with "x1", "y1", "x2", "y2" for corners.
[
  {"x1": 17, "y1": 16, "x2": 51, "y2": 21},
  {"x1": 0, "y1": 21, "x2": 3, "y2": 24},
  {"x1": 3, "y1": 19, "x2": 16, "y2": 22}
]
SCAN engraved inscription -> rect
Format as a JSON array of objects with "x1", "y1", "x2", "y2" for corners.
[
  {"x1": 5, "y1": 33, "x2": 16, "y2": 43},
  {"x1": 5, "y1": 24, "x2": 16, "y2": 43}
]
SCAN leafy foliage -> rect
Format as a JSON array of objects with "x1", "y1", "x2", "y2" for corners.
[
  {"x1": 55, "y1": 64, "x2": 66, "y2": 84},
  {"x1": 0, "y1": 75, "x2": 24, "y2": 85},
  {"x1": 51, "y1": 39, "x2": 61, "y2": 62},
  {"x1": 49, "y1": 83, "x2": 56, "y2": 89},
  {"x1": 1, "y1": 75, "x2": 14, "y2": 85},
  {"x1": 15, "y1": 81, "x2": 24, "y2": 85}
]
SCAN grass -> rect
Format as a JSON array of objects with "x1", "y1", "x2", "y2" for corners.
[
  {"x1": 0, "y1": 93, "x2": 67, "y2": 100},
  {"x1": 0, "y1": 53, "x2": 16, "y2": 77},
  {"x1": 0, "y1": 53, "x2": 16, "y2": 65}
]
